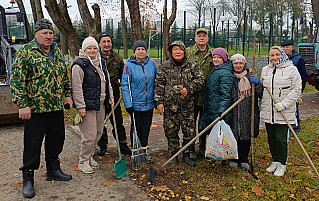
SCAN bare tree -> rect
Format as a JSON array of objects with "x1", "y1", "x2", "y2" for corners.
[
  {"x1": 121, "y1": 0, "x2": 128, "y2": 59},
  {"x1": 34, "y1": 0, "x2": 44, "y2": 20},
  {"x1": 15, "y1": 0, "x2": 33, "y2": 41},
  {"x1": 30, "y1": 0, "x2": 38, "y2": 23},
  {"x1": 45, "y1": 0, "x2": 79, "y2": 60},
  {"x1": 126, "y1": 0, "x2": 143, "y2": 42},
  {"x1": 185, "y1": 0, "x2": 208, "y2": 28},
  {"x1": 311, "y1": 0, "x2": 319, "y2": 25},
  {"x1": 163, "y1": 0, "x2": 177, "y2": 61}
]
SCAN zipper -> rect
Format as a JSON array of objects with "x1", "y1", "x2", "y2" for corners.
[
  {"x1": 271, "y1": 67, "x2": 276, "y2": 123},
  {"x1": 141, "y1": 63, "x2": 148, "y2": 110}
]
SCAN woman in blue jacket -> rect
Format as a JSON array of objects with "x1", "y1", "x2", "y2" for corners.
[{"x1": 121, "y1": 41, "x2": 157, "y2": 161}]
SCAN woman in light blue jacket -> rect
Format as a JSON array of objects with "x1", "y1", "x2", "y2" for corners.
[{"x1": 121, "y1": 41, "x2": 157, "y2": 161}]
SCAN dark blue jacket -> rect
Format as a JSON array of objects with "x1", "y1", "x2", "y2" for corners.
[
  {"x1": 290, "y1": 49, "x2": 307, "y2": 91},
  {"x1": 121, "y1": 55, "x2": 157, "y2": 111}
]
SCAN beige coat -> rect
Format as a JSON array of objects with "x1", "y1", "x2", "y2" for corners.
[{"x1": 260, "y1": 60, "x2": 301, "y2": 124}]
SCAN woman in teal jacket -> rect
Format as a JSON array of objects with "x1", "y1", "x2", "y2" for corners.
[{"x1": 198, "y1": 48, "x2": 234, "y2": 156}]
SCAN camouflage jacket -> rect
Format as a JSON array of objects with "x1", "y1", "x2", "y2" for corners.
[
  {"x1": 187, "y1": 44, "x2": 213, "y2": 106},
  {"x1": 10, "y1": 39, "x2": 72, "y2": 113},
  {"x1": 100, "y1": 49, "x2": 125, "y2": 95},
  {"x1": 154, "y1": 41, "x2": 204, "y2": 113}
]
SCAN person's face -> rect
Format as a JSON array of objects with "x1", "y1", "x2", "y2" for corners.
[
  {"x1": 195, "y1": 32, "x2": 209, "y2": 46},
  {"x1": 35, "y1": 29, "x2": 53, "y2": 50},
  {"x1": 134, "y1": 47, "x2": 147, "y2": 61},
  {"x1": 99, "y1": 36, "x2": 112, "y2": 54},
  {"x1": 269, "y1": 48, "x2": 282, "y2": 65},
  {"x1": 213, "y1": 55, "x2": 224, "y2": 66},
  {"x1": 233, "y1": 62, "x2": 245, "y2": 73},
  {"x1": 282, "y1": 45, "x2": 293, "y2": 56},
  {"x1": 85, "y1": 46, "x2": 98, "y2": 59},
  {"x1": 171, "y1": 45, "x2": 185, "y2": 62}
]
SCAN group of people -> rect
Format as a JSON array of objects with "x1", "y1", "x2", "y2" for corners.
[{"x1": 10, "y1": 18, "x2": 305, "y2": 199}]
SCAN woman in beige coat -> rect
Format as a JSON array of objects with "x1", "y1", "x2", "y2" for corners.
[
  {"x1": 260, "y1": 46, "x2": 301, "y2": 177},
  {"x1": 72, "y1": 37, "x2": 113, "y2": 174}
]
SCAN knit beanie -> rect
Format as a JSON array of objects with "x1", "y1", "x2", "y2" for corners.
[
  {"x1": 34, "y1": 18, "x2": 54, "y2": 33},
  {"x1": 133, "y1": 41, "x2": 147, "y2": 53},
  {"x1": 82, "y1": 36, "x2": 99, "y2": 51},
  {"x1": 98, "y1": 32, "x2": 112, "y2": 43},
  {"x1": 230, "y1": 54, "x2": 246, "y2": 64},
  {"x1": 212, "y1": 48, "x2": 228, "y2": 62}
]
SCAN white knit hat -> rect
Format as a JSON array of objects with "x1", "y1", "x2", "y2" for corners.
[
  {"x1": 230, "y1": 54, "x2": 246, "y2": 64},
  {"x1": 82, "y1": 36, "x2": 99, "y2": 51}
]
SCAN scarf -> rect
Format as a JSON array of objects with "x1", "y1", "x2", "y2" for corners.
[
  {"x1": 269, "y1": 46, "x2": 289, "y2": 66},
  {"x1": 233, "y1": 70, "x2": 251, "y2": 98}
]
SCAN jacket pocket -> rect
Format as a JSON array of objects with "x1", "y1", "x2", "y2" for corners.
[{"x1": 279, "y1": 86, "x2": 290, "y2": 97}]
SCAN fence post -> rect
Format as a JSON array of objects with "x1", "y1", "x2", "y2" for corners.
[
  {"x1": 183, "y1": 11, "x2": 186, "y2": 44},
  {"x1": 269, "y1": 13, "x2": 273, "y2": 53},
  {"x1": 291, "y1": 15, "x2": 295, "y2": 41},
  {"x1": 160, "y1": 15, "x2": 163, "y2": 64},
  {"x1": 213, "y1": 8, "x2": 216, "y2": 47},
  {"x1": 242, "y1": 10, "x2": 246, "y2": 56}
]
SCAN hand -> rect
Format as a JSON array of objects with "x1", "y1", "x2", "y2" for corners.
[
  {"x1": 79, "y1": 111, "x2": 86, "y2": 117},
  {"x1": 251, "y1": 75, "x2": 259, "y2": 84},
  {"x1": 64, "y1": 97, "x2": 73, "y2": 109},
  {"x1": 274, "y1": 102, "x2": 285, "y2": 112},
  {"x1": 19, "y1": 107, "x2": 31, "y2": 120},
  {"x1": 109, "y1": 98, "x2": 114, "y2": 108},
  {"x1": 157, "y1": 104, "x2": 164, "y2": 115},
  {"x1": 179, "y1": 87, "x2": 188, "y2": 97},
  {"x1": 126, "y1": 107, "x2": 134, "y2": 115}
]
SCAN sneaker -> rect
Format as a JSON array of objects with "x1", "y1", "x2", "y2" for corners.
[
  {"x1": 78, "y1": 161, "x2": 94, "y2": 174},
  {"x1": 266, "y1": 162, "x2": 279, "y2": 172},
  {"x1": 90, "y1": 157, "x2": 100, "y2": 169},
  {"x1": 274, "y1": 163, "x2": 286, "y2": 176},
  {"x1": 240, "y1": 163, "x2": 250, "y2": 170},
  {"x1": 229, "y1": 162, "x2": 238, "y2": 168}
]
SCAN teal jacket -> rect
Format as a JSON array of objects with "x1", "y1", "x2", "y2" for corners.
[{"x1": 199, "y1": 60, "x2": 233, "y2": 130}]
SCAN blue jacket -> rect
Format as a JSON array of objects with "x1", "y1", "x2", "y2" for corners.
[
  {"x1": 121, "y1": 55, "x2": 157, "y2": 111},
  {"x1": 290, "y1": 49, "x2": 307, "y2": 91}
]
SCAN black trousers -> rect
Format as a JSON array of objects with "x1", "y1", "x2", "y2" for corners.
[
  {"x1": 130, "y1": 109, "x2": 153, "y2": 148},
  {"x1": 20, "y1": 111, "x2": 65, "y2": 171},
  {"x1": 231, "y1": 140, "x2": 251, "y2": 164}
]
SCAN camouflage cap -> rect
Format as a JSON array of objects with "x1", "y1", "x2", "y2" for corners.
[
  {"x1": 34, "y1": 18, "x2": 54, "y2": 33},
  {"x1": 195, "y1": 28, "x2": 208, "y2": 35}
]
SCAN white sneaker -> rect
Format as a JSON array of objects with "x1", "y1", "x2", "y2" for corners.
[
  {"x1": 229, "y1": 162, "x2": 238, "y2": 168},
  {"x1": 78, "y1": 161, "x2": 94, "y2": 174},
  {"x1": 90, "y1": 157, "x2": 100, "y2": 169},
  {"x1": 274, "y1": 163, "x2": 286, "y2": 177},
  {"x1": 266, "y1": 162, "x2": 279, "y2": 172},
  {"x1": 240, "y1": 163, "x2": 250, "y2": 170}
]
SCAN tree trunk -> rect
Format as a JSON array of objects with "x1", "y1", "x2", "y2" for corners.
[
  {"x1": 58, "y1": 1, "x2": 68, "y2": 56},
  {"x1": 126, "y1": 0, "x2": 143, "y2": 42},
  {"x1": 30, "y1": 0, "x2": 37, "y2": 23},
  {"x1": 121, "y1": 0, "x2": 128, "y2": 59},
  {"x1": 34, "y1": 0, "x2": 44, "y2": 20},
  {"x1": 92, "y1": 4, "x2": 101, "y2": 35},
  {"x1": 16, "y1": 0, "x2": 33, "y2": 41},
  {"x1": 312, "y1": 0, "x2": 319, "y2": 25},
  {"x1": 45, "y1": 0, "x2": 79, "y2": 60},
  {"x1": 163, "y1": 0, "x2": 177, "y2": 62}
]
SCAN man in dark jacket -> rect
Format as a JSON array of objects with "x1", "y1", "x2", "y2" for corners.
[
  {"x1": 97, "y1": 32, "x2": 131, "y2": 155},
  {"x1": 281, "y1": 40, "x2": 307, "y2": 132}
]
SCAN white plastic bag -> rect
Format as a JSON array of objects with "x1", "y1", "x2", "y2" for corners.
[{"x1": 205, "y1": 120, "x2": 238, "y2": 160}]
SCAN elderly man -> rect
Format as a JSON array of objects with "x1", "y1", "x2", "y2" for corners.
[
  {"x1": 187, "y1": 28, "x2": 214, "y2": 157},
  {"x1": 155, "y1": 41, "x2": 204, "y2": 167},
  {"x1": 97, "y1": 32, "x2": 131, "y2": 156},
  {"x1": 281, "y1": 40, "x2": 307, "y2": 133},
  {"x1": 10, "y1": 18, "x2": 73, "y2": 198}
]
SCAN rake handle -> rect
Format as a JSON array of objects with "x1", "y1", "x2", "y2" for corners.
[
  {"x1": 104, "y1": 96, "x2": 122, "y2": 125},
  {"x1": 265, "y1": 86, "x2": 319, "y2": 178}
]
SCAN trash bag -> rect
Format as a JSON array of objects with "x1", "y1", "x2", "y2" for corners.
[{"x1": 205, "y1": 120, "x2": 238, "y2": 160}]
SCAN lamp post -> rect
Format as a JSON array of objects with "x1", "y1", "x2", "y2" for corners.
[
  {"x1": 220, "y1": 16, "x2": 226, "y2": 47},
  {"x1": 221, "y1": 16, "x2": 238, "y2": 52}
]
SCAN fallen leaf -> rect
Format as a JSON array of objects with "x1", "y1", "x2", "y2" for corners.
[
  {"x1": 40, "y1": 173, "x2": 46, "y2": 177},
  {"x1": 200, "y1": 196, "x2": 209, "y2": 200},
  {"x1": 15, "y1": 181, "x2": 23, "y2": 186},
  {"x1": 185, "y1": 195, "x2": 190, "y2": 201},
  {"x1": 102, "y1": 181, "x2": 110, "y2": 186},
  {"x1": 151, "y1": 125, "x2": 158, "y2": 127},
  {"x1": 251, "y1": 186, "x2": 264, "y2": 196},
  {"x1": 170, "y1": 191, "x2": 175, "y2": 197},
  {"x1": 315, "y1": 142, "x2": 319, "y2": 145},
  {"x1": 141, "y1": 174, "x2": 146, "y2": 178},
  {"x1": 154, "y1": 185, "x2": 168, "y2": 191},
  {"x1": 72, "y1": 167, "x2": 78, "y2": 171},
  {"x1": 2, "y1": 172, "x2": 7, "y2": 175},
  {"x1": 180, "y1": 171, "x2": 185, "y2": 175},
  {"x1": 182, "y1": 180, "x2": 188, "y2": 184}
]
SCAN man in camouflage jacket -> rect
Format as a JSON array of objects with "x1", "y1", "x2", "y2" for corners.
[
  {"x1": 154, "y1": 41, "x2": 204, "y2": 167},
  {"x1": 97, "y1": 32, "x2": 131, "y2": 156},
  {"x1": 187, "y1": 28, "x2": 214, "y2": 158},
  {"x1": 10, "y1": 18, "x2": 72, "y2": 198}
]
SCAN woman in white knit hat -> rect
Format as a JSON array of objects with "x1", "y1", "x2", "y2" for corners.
[{"x1": 72, "y1": 36, "x2": 114, "y2": 174}]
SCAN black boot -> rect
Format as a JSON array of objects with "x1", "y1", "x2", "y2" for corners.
[
  {"x1": 168, "y1": 152, "x2": 178, "y2": 165},
  {"x1": 46, "y1": 169, "x2": 72, "y2": 181},
  {"x1": 199, "y1": 135, "x2": 206, "y2": 157},
  {"x1": 22, "y1": 169, "x2": 35, "y2": 199},
  {"x1": 142, "y1": 149, "x2": 151, "y2": 163},
  {"x1": 183, "y1": 152, "x2": 196, "y2": 167},
  {"x1": 97, "y1": 145, "x2": 107, "y2": 156},
  {"x1": 120, "y1": 143, "x2": 132, "y2": 155}
]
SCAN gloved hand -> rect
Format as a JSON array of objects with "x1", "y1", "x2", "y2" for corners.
[
  {"x1": 126, "y1": 107, "x2": 134, "y2": 115},
  {"x1": 251, "y1": 75, "x2": 259, "y2": 84},
  {"x1": 274, "y1": 102, "x2": 285, "y2": 112}
]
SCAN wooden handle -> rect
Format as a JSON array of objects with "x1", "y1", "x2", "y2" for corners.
[{"x1": 104, "y1": 96, "x2": 123, "y2": 125}]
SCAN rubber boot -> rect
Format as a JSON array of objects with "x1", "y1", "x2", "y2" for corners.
[
  {"x1": 120, "y1": 142, "x2": 132, "y2": 155},
  {"x1": 199, "y1": 135, "x2": 206, "y2": 157},
  {"x1": 46, "y1": 160, "x2": 72, "y2": 181},
  {"x1": 97, "y1": 145, "x2": 107, "y2": 156},
  {"x1": 168, "y1": 152, "x2": 178, "y2": 165},
  {"x1": 183, "y1": 152, "x2": 196, "y2": 167},
  {"x1": 22, "y1": 169, "x2": 35, "y2": 199}
]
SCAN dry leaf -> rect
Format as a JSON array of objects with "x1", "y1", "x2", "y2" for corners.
[
  {"x1": 151, "y1": 125, "x2": 158, "y2": 127},
  {"x1": 2, "y1": 172, "x2": 7, "y2": 175},
  {"x1": 141, "y1": 174, "x2": 146, "y2": 178},
  {"x1": 200, "y1": 196, "x2": 209, "y2": 200},
  {"x1": 180, "y1": 171, "x2": 185, "y2": 175},
  {"x1": 72, "y1": 167, "x2": 78, "y2": 171},
  {"x1": 185, "y1": 195, "x2": 190, "y2": 201},
  {"x1": 40, "y1": 173, "x2": 46, "y2": 177},
  {"x1": 170, "y1": 191, "x2": 175, "y2": 197},
  {"x1": 102, "y1": 181, "x2": 110, "y2": 186},
  {"x1": 15, "y1": 181, "x2": 23, "y2": 186},
  {"x1": 251, "y1": 186, "x2": 264, "y2": 196},
  {"x1": 154, "y1": 185, "x2": 168, "y2": 191},
  {"x1": 315, "y1": 142, "x2": 319, "y2": 145}
]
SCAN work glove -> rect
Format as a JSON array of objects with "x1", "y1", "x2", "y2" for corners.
[
  {"x1": 251, "y1": 75, "x2": 259, "y2": 84},
  {"x1": 126, "y1": 107, "x2": 134, "y2": 115},
  {"x1": 274, "y1": 102, "x2": 285, "y2": 112}
]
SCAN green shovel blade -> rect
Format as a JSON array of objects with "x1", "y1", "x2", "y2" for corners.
[{"x1": 114, "y1": 158, "x2": 130, "y2": 179}]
